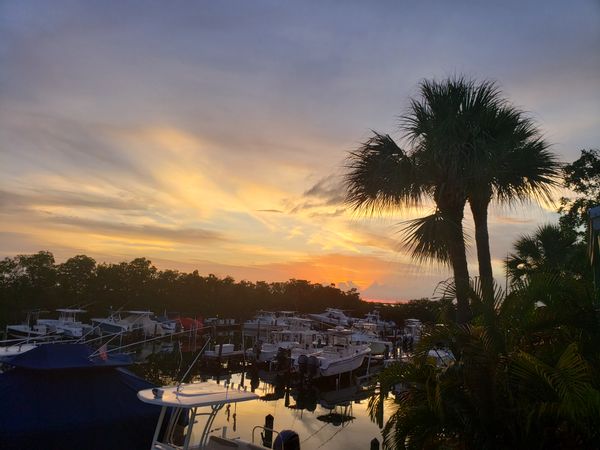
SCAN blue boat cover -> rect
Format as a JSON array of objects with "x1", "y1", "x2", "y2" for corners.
[
  {"x1": 1, "y1": 343, "x2": 132, "y2": 369},
  {"x1": 0, "y1": 343, "x2": 161, "y2": 450}
]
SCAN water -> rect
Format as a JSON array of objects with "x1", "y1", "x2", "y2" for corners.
[{"x1": 128, "y1": 340, "x2": 388, "y2": 449}]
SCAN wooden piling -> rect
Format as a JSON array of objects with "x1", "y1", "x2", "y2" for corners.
[{"x1": 262, "y1": 414, "x2": 274, "y2": 448}]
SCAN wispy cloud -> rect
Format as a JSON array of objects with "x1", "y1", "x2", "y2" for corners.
[{"x1": 0, "y1": 0, "x2": 597, "y2": 300}]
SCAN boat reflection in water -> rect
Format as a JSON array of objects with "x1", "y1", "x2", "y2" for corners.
[{"x1": 129, "y1": 341, "x2": 384, "y2": 450}]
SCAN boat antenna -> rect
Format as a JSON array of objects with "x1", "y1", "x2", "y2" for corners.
[{"x1": 177, "y1": 336, "x2": 212, "y2": 392}]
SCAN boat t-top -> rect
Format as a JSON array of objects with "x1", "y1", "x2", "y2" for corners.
[
  {"x1": 5, "y1": 310, "x2": 64, "y2": 340},
  {"x1": 37, "y1": 308, "x2": 92, "y2": 338},
  {"x1": 138, "y1": 381, "x2": 261, "y2": 449}
]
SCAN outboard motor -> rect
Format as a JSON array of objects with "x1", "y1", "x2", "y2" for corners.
[
  {"x1": 297, "y1": 354, "x2": 308, "y2": 374},
  {"x1": 274, "y1": 430, "x2": 300, "y2": 450},
  {"x1": 307, "y1": 355, "x2": 319, "y2": 378}
]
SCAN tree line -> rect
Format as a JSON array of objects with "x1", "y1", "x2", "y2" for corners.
[{"x1": 0, "y1": 251, "x2": 446, "y2": 328}]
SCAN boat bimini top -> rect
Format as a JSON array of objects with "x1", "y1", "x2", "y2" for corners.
[{"x1": 138, "y1": 382, "x2": 258, "y2": 450}]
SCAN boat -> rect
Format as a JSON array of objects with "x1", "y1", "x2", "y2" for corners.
[
  {"x1": 0, "y1": 343, "x2": 160, "y2": 450},
  {"x1": 353, "y1": 309, "x2": 396, "y2": 333},
  {"x1": 308, "y1": 308, "x2": 355, "y2": 327},
  {"x1": 242, "y1": 311, "x2": 282, "y2": 332},
  {"x1": 350, "y1": 325, "x2": 393, "y2": 355},
  {"x1": 179, "y1": 316, "x2": 204, "y2": 334},
  {"x1": 0, "y1": 342, "x2": 37, "y2": 360},
  {"x1": 155, "y1": 313, "x2": 181, "y2": 334},
  {"x1": 247, "y1": 316, "x2": 320, "y2": 363},
  {"x1": 90, "y1": 310, "x2": 130, "y2": 335},
  {"x1": 295, "y1": 327, "x2": 371, "y2": 378},
  {"x1": 36, "y1": 308, "x2": 93, "y2": 338},
  {"x1": 91, "y1": 310, "x2": 165, "y2": 337},
  {"x1": 5, "y1": 311, "x2": 64, "y2": 340},
  {"x1": 137, "y1": 381, "x2": 297, "y2": 449},
  {"x1": 249, "y1": 327, "x2": 325, "y2": 364},
  {"x1": 403, "y1": 318, "x2": 423, "y2": 342}
]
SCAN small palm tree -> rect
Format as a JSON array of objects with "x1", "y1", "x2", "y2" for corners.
[{"x1": 506, "y1": 224, "x2": 586, "y2": 282}]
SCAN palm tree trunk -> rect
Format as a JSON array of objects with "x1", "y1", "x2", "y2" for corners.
[
  {"x1": 470, "y1": 197, "x2": 495, "y2": 305},
  {"x1": 442, "y1": 206, "x2": 471, "y2": 324}
]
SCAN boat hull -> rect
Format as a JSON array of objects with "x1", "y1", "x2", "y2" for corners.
[{"x1": 319, "y1": 351, "x2": 370, "y2": 377}]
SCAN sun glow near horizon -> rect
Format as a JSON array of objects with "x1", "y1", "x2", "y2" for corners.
[{"x1": 1, "y1": 0, "x2": 596, "y2": 301}]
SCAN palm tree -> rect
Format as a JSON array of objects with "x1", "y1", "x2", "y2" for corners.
[
  {"x1": 506, "y1": 223, "x2": 587, "y2": 282},
  {"x1": 345, "y1": 77, "x2": 559, "y2": 318},
  {"x1": 463, "y1": 101, "x2": 559, "y2": 304},
  {"x1": 346, "y1": 78, "x2": 503, "y2": 323},
  {"x1": 346, "y1": 130, "x2": 471, "y2": 322}
]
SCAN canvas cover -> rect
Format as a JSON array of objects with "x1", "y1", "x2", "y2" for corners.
[{"x1": 0, "y1": 344, "x2": 160, "y2": 450}]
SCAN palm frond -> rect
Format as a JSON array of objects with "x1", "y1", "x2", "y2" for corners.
[
  {"x1": 344, "y1": 132, "x2": 429, "y2": 215},
  {"x1": 399, "y1": 212, "x2": 461, "y2": 266}
]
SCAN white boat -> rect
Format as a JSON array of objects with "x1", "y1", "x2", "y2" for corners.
[
  {"x1": 353, "y1": 309, "x2": 396, "y2": 333},
  {"x1": 351, "y1": 326, "x2": 393, "y2": 355},
  {"x1": 242, "y1": 310, "x2": 300, "y2": 332},
  {"x1": 295, "y1": 327, "x2": 371, "y2": 378},
  {"x1": 0, "y1": 342, "x2": 37, "y2": 359},
  {"x1": 308, "y1": 308, "x2": 355, "y2": 327},
  {"x1": 91, "y1": 311, "x2": 165, "y2": 337},
  {"x1": 403, "y1": 318, "x2": 422, "y2": 342},
  {"x1": 250, "y1": 327, "x2": 325, "y2": 363},
  {"x1": 138, "y1": 381, "x2": 283, "y2": 449},
  {"x1": 37, "y1": 308, "x2": 92, "y2": 338},
  {"x1": 156, "y1": 314, "x2": 180, "y2": 334},
  {"x1": 5, "y1": 311, "x2": 64, "y2": 340}
]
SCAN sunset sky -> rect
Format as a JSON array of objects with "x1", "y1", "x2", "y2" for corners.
[{"x1": 1, "y1": 1, "x2": 599, "y2": 301}]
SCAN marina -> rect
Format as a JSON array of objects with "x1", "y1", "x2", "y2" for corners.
[
  {"x1": 0, "y1": 307, "x2": 416, "y2": 449},
  {"x1": 1, "y1": 4, "x2": 596, "y2": 447}
]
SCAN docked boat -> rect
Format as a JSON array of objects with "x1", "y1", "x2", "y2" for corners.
[
  {"x1": 308, "y1": 308, "x2": 355, "y2": 327},
  {"x1": 242, "y1": 310, "x2": 291, "y2": 332},
  {"x1": 138, "y1": 381, "x2": 299, "y2": 449},
  {"x1": 0, "y1": 343, "x2": 160, "y2": 450},
  {"x1": 5, "y1": 311, "x2": 64, "y2": 340},
  {"x1": 351, "y1": 326, "x2": 393, "y2": 355},
  {"x1": 295, "y1": 327, "x2": 371, "y2": 378},
  {"x1": 37, "y1": 308, "x2": 93, "y2": 338},
  {"x1": 156, "y1": 314, "x2": 180, "y2": 334},
  {"x1": 0, "y1": 342, "x2": 37, "y2": 360},
  {"x1": 249, "y1": 326, "x2": 325, "y2": 364},
  {"x1": 353, "y1": 309, "x2": 396, "y2": 333},
  {"x1": 91, "y1": 310, "x2": 165, "y2": 337},
  {"x1": 403, "y1": 318, "x2": 423, "y2": 342}
]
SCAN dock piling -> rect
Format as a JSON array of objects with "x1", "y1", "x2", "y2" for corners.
[{"x1": 261, "y1": 414, "x2": 274, "y2": 448}]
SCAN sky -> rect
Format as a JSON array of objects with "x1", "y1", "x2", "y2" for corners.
[{"x1": 0, "y1": 0, "x2": 599, "y2": 301}]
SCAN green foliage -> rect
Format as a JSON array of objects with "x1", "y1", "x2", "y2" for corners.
[
  {"x1": 506, "y1": 224, "x2": 590, "y2": 285},
  {"x1": 369, "y1": 276, "x2": 600, "y2": 449},
  {"x1": 559, "y1": 149, "x2": 600, "y2": 234}
]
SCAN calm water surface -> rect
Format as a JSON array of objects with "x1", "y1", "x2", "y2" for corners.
[{"x1": 128, "y1": 341, "x2": 389, "y2": 449}]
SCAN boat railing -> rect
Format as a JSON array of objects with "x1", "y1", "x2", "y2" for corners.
[
  {"x1": 88, "y1": 326, "x2": 213, "y2": 359},
  {"x1": 252, "y1": 426, "x2": 281, "y2": 446},
  {"x1": 176, "y1": 336, "x2": 212, "y2": 392}
]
